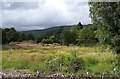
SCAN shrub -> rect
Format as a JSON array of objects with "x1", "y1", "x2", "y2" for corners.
[{"x1": 44, "y1": 49, "x2": 85, "y2": 74}]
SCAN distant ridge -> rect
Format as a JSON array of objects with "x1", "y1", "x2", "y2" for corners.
[
  {"x1": 21, "y1": 24, "x2": 92, "y2": 38},
  {"x1": 21, "y1": 25, "x2": 73, "y2": 38}
]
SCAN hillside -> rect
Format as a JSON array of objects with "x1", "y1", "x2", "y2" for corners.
[
  {"x1": 21, "y1": 24, "x2": 92, "y2": 38},
  {"x1": 21, "y1": 25, "x2": 73, "y2": 38}
]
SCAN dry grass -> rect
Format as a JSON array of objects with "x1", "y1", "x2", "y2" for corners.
[{"x1": 2, "y1": 44, "x2": 119, "y2": 76}]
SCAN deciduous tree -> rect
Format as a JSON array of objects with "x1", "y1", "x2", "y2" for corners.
[{"x1": 89, "y1": 2, "x2": 120, "y2": 53}]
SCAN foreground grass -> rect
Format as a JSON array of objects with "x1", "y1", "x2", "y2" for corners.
[{"x1": 2, "y1": 44, "x2": 119, "y2": 77}]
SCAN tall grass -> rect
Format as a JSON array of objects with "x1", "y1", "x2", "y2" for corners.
[{"x1": 2, "y1": 46, "x2": 119, "y2": 76}]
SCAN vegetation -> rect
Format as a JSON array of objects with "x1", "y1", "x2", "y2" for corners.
[
  {"x1": 2, "y1": 44, "x2": 119, "y2": 77},
  {"x1": 1, "y1": 1, "x2": 120, "y2": 77},
  {"x1": 1, "y1": 23, "x2": 97, "y2": 46},
  {"x1": 77, "y1": 26, "x2": 98, "y2": 46},
  {"x1": 1, "y1": 27, "x2": 35, "y2": 44},
  {"x1": 22, "y1": 26, "x2": 72, "y2": 39},
  {"x1": 89, "y1": 2, "x2": 120, "y2": 53}
]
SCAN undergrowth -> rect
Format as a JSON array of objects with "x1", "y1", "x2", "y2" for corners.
[{"x1": 2, "y1": 45, "x2": 119, "y2": 77}]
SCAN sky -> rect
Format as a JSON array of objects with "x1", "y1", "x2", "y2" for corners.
[{"x1": 0, "y1": 0, "x2": 92, "y2": 31}]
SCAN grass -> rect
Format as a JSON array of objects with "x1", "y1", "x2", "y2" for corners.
[{"x1": 2, "y1": 44, "x2": 119, "y2": 77}]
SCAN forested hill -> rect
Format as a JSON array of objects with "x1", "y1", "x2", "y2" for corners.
[
  {"x1": 21, "y1": 25, "x2": 73, "y2": 38},
  {"x1": 2, "y1": 23, "x2": 95, "y2": 45},
  {"x1": 21, "y1": 24, "x2": 92, "y2": 38}
]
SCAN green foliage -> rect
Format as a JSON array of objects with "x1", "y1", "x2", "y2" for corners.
[
  {"x1": 53, "y1": 26, "x2": 64, "y2": 44},
  {"x1": 77, "y1": 22, "x2": 83, "y2": 29},
  {"x1": 60, "y1": 22, "x2": 84, "y2": 45},
  {"x1": 49, "y1": 35, "x2": 56, "y2": 43},
  {"x1": 27, "y1": 33, "x2": 35, "y2": 40},
  {"x1": 41, "y1": 35, "x2": 56, "y2": 44},
  {"x1": 85, "y1": 57, "x2": 98, "y2": 65},
  {"x1": 61, "y1": 29, "x2": 77, "y2": 45},
  {"x1": 111, "y1": 35, "x2": 120, "y2": 53},
  {"x1": 2, "y1": 29, "x2": 9, "y2": 44},
  {"x1": 45, "y1": 49, "x2": 85, "y2": 74},
  {"x1": 21, "y1": 23, "x2": 97, "y2": 46},
  {"x1": 35, "y1": 37, "x2": 43, "y2": 44},
  {"x1": 70, "y1": 22, "x2": 83, "y2": 33},
  {"x1": 22, "y1": 26, "x2": 71, "y2": 43},
  {"x1": 2, "y1": 23, "x2": 98, "y2": 46},
  {"x1": 18, "y1": 33, "x2": 26, "y2": 42},
  {"x1": 9, "y1": 32, "x2": 19, "y2": 42},
  {"x1": 2, "y1": 46, "x2": 118, "y2": 76},
  {"x1": 77, "y1": 26, "x2": 97, "y2": 46},
  {"x1": 89, "y1": 2, "x2": 120, "y2": 53},
  {"x1": 2, "y1": 59, "x2": 29, "y2": 69},
  {"x1": 2, "y1": 27, "x2": 19, "y2": 44},
  {"x1": 2, "y1": 27, "x2": 35, "y2": 44}
]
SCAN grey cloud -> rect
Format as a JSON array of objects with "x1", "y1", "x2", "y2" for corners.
[
  {"x1": 1, "y1": 2, "x2": 39, "y2": 10},
  {"x1": 1, "y1": 0, "x2": 92, "y2": 31}
]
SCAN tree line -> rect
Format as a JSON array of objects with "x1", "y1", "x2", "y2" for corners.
[
  {"x1": 1, "y1": 27, "x2": 34, "y2": 44},
  {"x1": 1, "y1": 22, "x2": 98, "y2": 46}
]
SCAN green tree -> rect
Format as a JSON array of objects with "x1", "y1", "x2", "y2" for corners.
[
  {"x1": 41, "y1": 35, "x2": 56, "y2": 44},
  {"x1": 2, "y1": 27, "x2": 18, "y2": 43},
  {"x1": 2, "y1": 27, "x2": 28, "y2": 44},
  {"x1": 9, "y1": 32, "x2": 19, "y2": 42},
  {"x1": 77, "y1": 22, "x2": 83, "y2": 29},
  {"x1": 18, "y1": 33, "x2": 26, "y2": 42},
  {"x1": 2, "y1": 29, "x2": 8, "y2": 44},
  {"x1": 49, "y1": 35, "x2": 56, "y2": 43},
  {"x1": 35, "y1": 37, "x2": 43, "y2": 44},
  {"x1": 4, "y1": 27, "x2": 18, "y2": 42},
  {"x1": 54, "y1": 26, "x2": 64, "y2": 43},
  {"x1": 61, "y1": 29, "x2": 76, "y2": 46},
  {"x1": 27, "y1": 33, "x2": 35, "y2": 40},
  {"x1": 77, "y1": 26, "x2": 97, "y2": 46},
  {"x1": 8, "y1": 27, "x2": 19, "y2": 42},
  {"x1": 89, "y1": 2, "x2": 120, "y2": 53},
  {"x1": 70, "y1": 22, "x2": 83, "y2": 34}
]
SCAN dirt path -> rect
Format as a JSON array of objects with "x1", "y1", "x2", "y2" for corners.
[{"x1": 15, "y1": 42, "x2": 43, "y2": 48}]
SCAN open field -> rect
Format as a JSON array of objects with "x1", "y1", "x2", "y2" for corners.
[{"x1": 2, "y1": 42, "x2": 120, "y2": 77}]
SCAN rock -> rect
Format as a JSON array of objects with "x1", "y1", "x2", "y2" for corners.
[{"x1": 46, "y1": 73, "x2": 64, "y2": 77}]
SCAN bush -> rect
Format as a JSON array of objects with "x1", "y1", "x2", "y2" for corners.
[
  {"x1": 45, "y1": 49, "x2": 85, "y2": 74},
  {"x1": 41, "y1": 35, "x2": 56, "y2": 44}
]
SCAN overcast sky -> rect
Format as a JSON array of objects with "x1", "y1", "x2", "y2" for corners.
[{"x1": 0, "y1": 0, "x2": 92, "y2": 31}]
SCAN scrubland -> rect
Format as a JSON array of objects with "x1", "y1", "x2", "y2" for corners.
[{"x1": 2, "y1": 43, "x2": 120, "y2": 77}]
